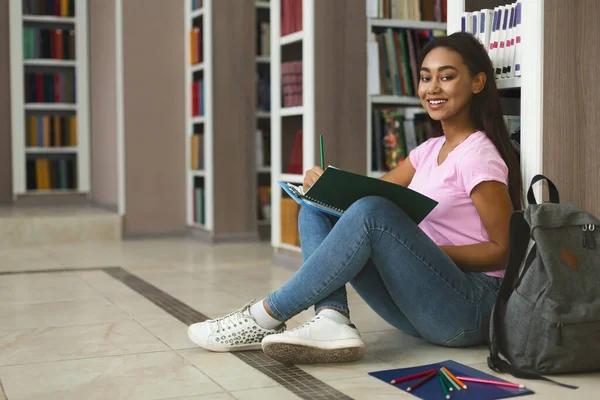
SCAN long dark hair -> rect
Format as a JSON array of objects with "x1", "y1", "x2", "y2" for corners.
[{"x1": 419, "y1": 32, "x2": 523, "y2": 210}]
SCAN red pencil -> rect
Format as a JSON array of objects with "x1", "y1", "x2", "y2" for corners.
[
  {"x1": 406, "y1": 370, "x2": 437, "y2": 392},
  {"x1": 390, "y1": 369, "x2": 437, "y2": 384},
  {"x1": 456, "y1": 376, "x2": 526, "y2": 389}
]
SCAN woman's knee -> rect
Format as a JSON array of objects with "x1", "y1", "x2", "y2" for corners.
[{"x1": 346, "y1": 196, "x2": 400, "y2": 219}]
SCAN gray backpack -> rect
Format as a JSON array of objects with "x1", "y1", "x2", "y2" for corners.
[{"x1": 488, "y1": 175, "x2": 600, "y2": 389}]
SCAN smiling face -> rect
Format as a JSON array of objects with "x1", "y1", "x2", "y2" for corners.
[{"x1": 418, "y1": 46, "x2": 484, "y2": 123}]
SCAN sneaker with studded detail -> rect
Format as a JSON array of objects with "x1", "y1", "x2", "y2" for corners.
[{"x1": 187, "y1": 301, "x2": 286, "y2": 352}]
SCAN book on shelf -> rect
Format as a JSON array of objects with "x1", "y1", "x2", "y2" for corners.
[
  {"x1": 190, "y1": 134, "x2": 204, "y2": 170},
  {"x1": 256, "y1": 70, "x2": 271, "y2": 111},
  {"x1": 257, "y1": 21, "x2": 271, "y2": 57},
  {"x1": 23, "y1": 27, "x2": 75, "y2": 60},
  {"x1": 281, "y1": 0, "x2": 302, "y2": 37},
  {"x1": 26, "y1": 157, "x2": 76, "y2": 190},
  {"x1": 189, "y1": 27, "x2": 202, "y2": 65},
  {"x1": 256, "y1": 129, "x2": 271, "y2": 168},
  {"x1": 22, "y1": 0, "x2": 76, "y2": 17},
  {"x1": 25, "y1": 71, "x2": 76, "y2": 103},
  {"x1": 26, "y1": 115, "x2": 77, "y2": 147},
  {"x1": 280, "y1": 197, "x2": 300, "y2": 246},
  {"x1": 286, "y1": 130, "x2": 302, "y2": 174},
  {"x1": 257, "y1": 185, "x2": 271, "y2": 222},
  {"x1": 191, "y1": 0, "x2": 203, "y2": 11},
  {"x1": 366, "y1": 0, "x2": 447, "y2": 22},
  {"x1": 369, "y1": 27, "x2": 444, "y2": 97},
  {"x1": 193, "y1": 187, "x2": 205, "y2": 225},
  {"x1": 191, "y1": 79, "x2": 204, "y2": 117},
  {"x1": 281, "y1": 61, "x2": 302, "y2": 107},
  {"x1": 279, "y1": 166, "x2": 437, "y2": 223},
  {"x1": 461, "y1": 0, "x2": 522, "y2": 79},
  {"x1": 372, "y1": 107, "x2": 435, "y2": 172}
]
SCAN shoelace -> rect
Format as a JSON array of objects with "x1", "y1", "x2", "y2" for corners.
[
  {"x1": 212, "y1": 301, "x2": 254, "y2": 334},
  {"x1": 293, "y1": 315, "x2": 322, "y2": 331}
]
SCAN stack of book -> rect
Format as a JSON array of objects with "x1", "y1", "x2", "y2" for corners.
[
  {"x1": 190, "y1": 134, "x2": 204, "y2": 170},
  {"x1": 257, "y1": 21, "x2": 270, "y2": 56},
  {"x1": 367, "y1": 0, "x2": 447, "y2": 22},
  {"x1": 191, "y1": 0, "x2": 203, "y2": 11},
  {"x1": 189, "y1": 27, "x2": 202, "y2": 65},
  {"x1": 25, "y1": 71, "x2": 76, "y2": 103},
  {"x1": 26, "y1": 158, "x2": 76, "y2": 190},
  {"x1": 23, "y1": 27, "x2": 75, "y2": 59},
  {"x1": 280, "y1": 0, "x2": 302, "y2": 36},
  {"x1": 461, "y1": 0, "x2": 522, "y2": 79},
  {"x1": 281, "y1": 61, "x2": 302, "y2": 107},
  {"x1": 191, "y1": 80, "x2": 204, "y2": 117},
  {"x1": 257, "y1": 71, "x2": 271, "y2": 111},
  {"x1": 193, "y1": 187, "x2": 205, "y2": 225},
  {"x1": 256, "y1": 129, "x2": 271, "y2": 168},
  {"x1": 23, "y1": 0, "x2": 75, "y2": 16},
  {"x1": 26, "y1": 115, "x2": 77, "y2": 147}
]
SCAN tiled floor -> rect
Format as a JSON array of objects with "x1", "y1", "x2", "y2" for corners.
[{"x1": 0, "y1": 238, "x2": 598, "y2": 399}]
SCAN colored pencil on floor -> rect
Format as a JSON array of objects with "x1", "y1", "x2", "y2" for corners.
[
  {"x1": 442, "y1": 366, "x2": 468, "y2": 389},
  {"x1": 389, "y1": 369, "x2": 437, "y2": 384},
  {"x1": 456, "y1": 376, "x2": 526, "y2": 389},
  {"x1": 406, "y1": 370, "x2": 437, "y2": 392},
  {"x1": 440, "y1": 368, "x2": 461, "y2": 391},
  {"x1": 438, "y1": 371, "x2": 451, "y2": 399}
]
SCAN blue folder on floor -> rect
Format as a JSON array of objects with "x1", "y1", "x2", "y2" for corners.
[{"x1": 369, "y1": 360, "x2": 535, "y2": 400}]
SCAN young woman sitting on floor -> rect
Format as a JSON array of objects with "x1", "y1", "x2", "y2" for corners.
[{"x1": 187, "y1": 31, "x2": 522, "y2": 365}]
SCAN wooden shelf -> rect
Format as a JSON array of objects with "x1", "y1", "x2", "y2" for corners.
[
  {"x1": 26, "y1": 147, "x2": 77, "y2": 154},
  {"x1": 191, "y1": 170, "x2": 205, "y2": 177},
  {"x1": 280, "y1": 31, "x2": 303, "y2": 45},
  {"x1": 496, "y1": 76, "x2": 521, "y2": 90},
  {"x1": 191, "y1": 8, "x2": 204, "y2": 19},
  {"x1": 257, "y1": 166, "x2": 271, "y2": 174},
  {"x1": 24, "y1": 59, "x2": 76, "y2": 67},
  {"x1": 190, "y1": 62, "x2": 204, "y2": 73},
  {"x1": 24, "y1": 103, "x2": 77, "y2": 111},
  {"x1": 191, "y1": 116, "x2": 205, "y2": 124},
  {"x1": 370, "y1": 18, "x2": 447, "y2": 31},
  {"x1": 256, "y1": 56, "x2": 270, "y2": 63},
  {"x1": 370, "y1": 95, "x2": 422, "y2": 105},
  {"x1": 22, "y1": 15, "x2": 75, "y2": 23},
  {"x1": 280, "y1": 106, "x2": 304, "y2": 116}
]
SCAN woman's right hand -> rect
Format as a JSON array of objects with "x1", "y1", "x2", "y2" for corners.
[{"x1": 303, "y1": 166, "x2": 324, "y2": 192}]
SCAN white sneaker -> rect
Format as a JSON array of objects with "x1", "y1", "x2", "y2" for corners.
[
  {"x1": 261, "y1": 314, "x2": 365, "y2": 364},
  {"x1": 188, "y1": 301, "x2": 286, "y2": 352}
]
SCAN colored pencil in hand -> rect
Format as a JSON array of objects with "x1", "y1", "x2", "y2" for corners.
[
  {"x1": 442, "y1": 366, "x2": 468, "y2": 389},
  {"x1": 389, "y1": 369, "x2": 437, "y2": 384},
  {"x1": 456, "y1": 376, "x2": 526, "y2": 389},
  {"x1": 406, "y1": 370, "x2": 437, "y2": 392}
]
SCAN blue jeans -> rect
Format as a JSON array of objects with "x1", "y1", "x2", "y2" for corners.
[{"x1": 266, "y1": 196, "x2": 502, "y2": 347}]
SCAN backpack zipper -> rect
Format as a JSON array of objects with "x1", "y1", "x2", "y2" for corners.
[
  {"x1": 582, "y1": 224, "x2": 596, "y2": 249},
  {"x1": 556, "y1": 322, "x2": 563, "y2": 346}
]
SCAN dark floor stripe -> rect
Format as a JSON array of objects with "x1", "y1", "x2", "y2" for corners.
[{"x1": 102, "y1": 267, "x2": 353, "y2": 400}]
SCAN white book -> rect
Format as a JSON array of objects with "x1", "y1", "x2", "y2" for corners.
[
  {"x1": 367, "y1": 35, "x2": 380, "y2": 95},
  {"x1": 462, "y1": 12, "x2": 472, "y2": 34},
  {"x1": 496, "y1": 6, "x2": 509, "y2": 79},
  {"x1": 514, "y1": 0, "x2": 523, "y2": 77},
  {"x1": 501, "y1": 5, "x2": 515, "y2": 78},
  {"x1": 479, "y1": 9, "x2": 494, "y2": 51},
  {"x1": 489, "y1": 8, "x2": 500, "y2": 71},
  {"x1": 366, "y1": 0, "x2": 378, "y2": 18}
]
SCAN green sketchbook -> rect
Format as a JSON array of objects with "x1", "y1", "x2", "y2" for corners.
[{"x1": 279, "y1": 167, "x2": 437, "y2": 224}]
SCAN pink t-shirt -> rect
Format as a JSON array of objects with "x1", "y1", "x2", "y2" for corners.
[{"x1": 407, "y1": 131, "x2": 508, "y2": 278}]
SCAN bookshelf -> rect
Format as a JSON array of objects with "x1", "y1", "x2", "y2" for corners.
[
  {"x1": 366, "y1": 2, "x2": 447, "y2": 178},
  {"x1": 270, "y1": 0, "x2": 367, "y2": 254},
  {"x1": 256, "y1": 1, "x2": 272, "y2": 237},
  {"x1": 185, "y1": 0, "x2": 259, "y2": 241},
  {"x1": 446, "y1": 0, "x2": 542, "y2": 199},
  {"x1": 8, "y1": 0, "x2": 90, "y2": 197}
]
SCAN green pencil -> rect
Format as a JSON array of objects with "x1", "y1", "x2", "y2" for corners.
[
  {"x1": 440, "y1": 368, "x2": 461, "y2": 391},
  {"x1": 438, "y1": 371, "x2": 451, "y2": 399},
  {"x1": 319, "y1": 134, "x2": 324, "y2": 169}
]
